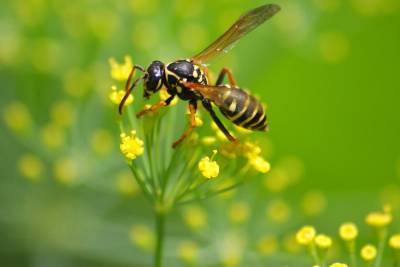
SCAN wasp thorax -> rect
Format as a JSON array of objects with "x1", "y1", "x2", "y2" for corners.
[{"x1": 143, "y1": 61, "x2": 164, "y2": 98}]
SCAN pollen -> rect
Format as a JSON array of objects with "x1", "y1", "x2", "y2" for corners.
[
  {"x1": 389, "y1": 234, "x2": 400, "y2": 250},
  {"x1": 365, "y1": 210, "x2": 392, "y2": 228},
  {"x1": 296, "y1": 225, "x2": 316, "y2": 245},
  {"x1": 198, "y1": 150, "x2": 219, "y2": 179},
  {"x1": 109, "y1": 85, "x2": 134, "y2": 105},
  {"x1": 109, "y1": 55, "x2": 133, "y2": 81},
  {"x1": 120, "y1": 130, "x2": 144, "y2": 160},
  {"x1": 228, "y1": 201, "x2": 250, "y2": 224},
  {"x1": 360, "y1": 244, "x2": 377, "y2": 261},
  {"x1": 315, "y1": 234, "x2": 332, "y2": 249},
  {"x1": 248, "y1": 155, "x2": 271, "y2": 173},
  {"x1": 18, "y1": 154, "x2": 44, "y2": 182},
  {"x1": 339, "y1": 222, "x2": 358, "y2": 241}
]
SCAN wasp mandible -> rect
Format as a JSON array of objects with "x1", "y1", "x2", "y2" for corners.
[{"x1": 119, "y1": 4, "x2": 281, "y2": 148}]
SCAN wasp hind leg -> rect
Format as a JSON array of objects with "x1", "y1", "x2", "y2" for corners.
[
  {"x1": 202, "y1": 99, "x2": 236, "y2": 142},
  {"x1": 172, "y1": 101, "x2": 198, "y2": 148},
  {"x1": 136, "y1": 95, "x2": 175, "y2": 118},
  {"x1": 215, "y1": 67, "x2": 237, "y2": 86}
]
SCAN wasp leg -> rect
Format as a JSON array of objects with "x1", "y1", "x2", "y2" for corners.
[
  {"x1": 202, "y1": 99, "x2": 236, "y2": 142},
  {"x1": 119, "y1": 64, "x2": 146, "y2": 114},
  {"x1": 136, "y1": 95, "x2": 175, "y2": 118},
  {"x1": 172, "y1": 101, "x2": 197, "y2": 148},
  {"x1": 215, "y1": 67, "x2": 237, "y2": 86}
]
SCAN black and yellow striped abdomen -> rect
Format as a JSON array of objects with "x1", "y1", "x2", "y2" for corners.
[{"x1": 218, "y1": 87, "x2": 268, "y2": 131}]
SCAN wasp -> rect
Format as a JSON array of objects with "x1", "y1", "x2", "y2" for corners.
[{"x1": 119, "y1": 4, "x2": 281, "y2": 148}]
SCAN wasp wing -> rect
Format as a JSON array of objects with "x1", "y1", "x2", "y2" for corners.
[
  {"x1": 191, "y1": 4, "x2": 280, "y2": 63},
  {"x1": 184, "y1": 82, "x2": 232, "y2": 106}
]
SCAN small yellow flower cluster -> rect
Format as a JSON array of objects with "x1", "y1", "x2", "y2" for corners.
[
  {"x1": 390, "y1": 234, "x2": 400, "y2": 249},
  {"x1": 315, "y1": 234, "x2": 332, "y2": 249},
  {"x1": 360, "y1": 244, "x2": 377, "y2": 261},
  {"x1": 339, "y1": 222, "x2": 358, "y2": 241},
  {"x1": 198, "y1": 150, "x2": 219, "y2": 179},
  {"x1": 365, "y1": 210, "x2": 392, "y2": 228},
  {"x1": 109, "y1": 85, "x2": 134, "y2": 106},
  {"x1": 296, "y1": 225, "x2": 316, "y2": 245},
  {"x1": 120, "y1": 130, "x2": 144, "y2": 160},
  {"x1": 129, "y1": 224, "x2": 155, "y2": 252},
  {"x1": 109, "y1": 55, "x2": 133, "y2": 81},
  {"x1": 177, "y1": 240, "x2": 198, "y2": 264}
]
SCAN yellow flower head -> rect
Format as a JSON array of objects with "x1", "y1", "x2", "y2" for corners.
[
  {"x1": 129, "y1": 224, "x2": 154, "y2": 251},
  {"x1": 389, "y1": 234, "x2": 400, "y2": 250},
  {"x1": 109, "y1": 55, "x2": 133, "y2": 81},
  {"x1": 296, "y1": 225, "x2": 316, "y2": 245},
  {"x1": 229, "y1": 201, "x2": 250, "y2": 224},
  {"x1": 159, "y1": 87, "x2": 178, "y2": 106},
  {"x1": 365, "y1": 211, "x2": 392, "y2": 228},
  {"x1": 109, "y1": 85, "x2": 134, "y2": 106},
  {"x1": 3, "y1": 102, "x2": 32, "y2": 134},
  {"x1": 198, "y1": 150, "x2": 219, "y2": 179},
  {"x1": 18, "y1": 154, "x2": 44, "y2": 182},
  {"x1": 183, "y1": 205, "x2": 207, "y2": 231},
  {"x1": 249, "y1": 155, "x2": 271, "y2": 173},
  {"x1": 120, "y1": 130, "x2": 144, "y2": 160},
  {"x1": 178, "y1": 240, "x2": 199, "y2": 264},
  {"x1": 339, "y1": 222, "x2": 358, "y2": 241},
  {"x1": 329, "y1": 263, "x2": 348, "y2": 267},
  {"x1": 360, "y1": 244, "x2": 377, "y2": 261},
  {"x1": 315, "y1": 234, "x2": 332, "y2": 249}
]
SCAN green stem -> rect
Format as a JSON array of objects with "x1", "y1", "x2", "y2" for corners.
[
  {"x1": 155, "y1": 210, "x2": 166, "y2": 267},
  {"x1": 348, "y1": 240, "x2": 358, "y2": 267},
  {"x1": 373, "y1": 229, "x2": 387, "y2": 267}
]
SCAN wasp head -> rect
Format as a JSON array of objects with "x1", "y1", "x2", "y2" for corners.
[{"x1": 143, "y1": 60, "x2": 164, "y2": 99}]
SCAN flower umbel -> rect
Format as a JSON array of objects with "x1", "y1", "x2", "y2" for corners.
[
  {"x1": 120, "y1": 130, "x2": 144, "y2": 160},
  {"x1": 109, "y1": 55, "x2": 133, "y2": 81},
  {"x1": 109, "y1": 85, "x2": 134, "y2": 105},
  {"x1": 198, "y1": 149, "x2": 219, "y2": 179}
]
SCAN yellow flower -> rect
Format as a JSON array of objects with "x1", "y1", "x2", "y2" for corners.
[
  {"x1": 18, "y1": 154, "x2": 44, "y2": 182},
  {"x1": 365, "y1": 211, "x2": 392, "y2": 228},
  {"x1": 183, "y1": 205, "x2": 207, "y2": 231},
  {"x1": 201, "y1": 136, "x2": 217, "y2": 145},
  {"x1": 229, "y1": 201, "x2": 250, "y2": 224},
  {"x1": 116, "y1": 171, "x2": 139, "y2": 197},
  {"x1": 159, "y1": 87, "x2": 178, "y2": 106},
  {"x1": 120, "y1": 130, "x2": 144, "y2": 160},
  {"x1": 329, "y1": 263, "x2": 348, "y2": 267},
  {"x1": 109, "y1": 55, "x2": 133, "y2": 81},
  {"x1": 41, "y1": 123, "x2": 66, "y2": 149},
  {"x1": 3, "y1": 102, "x2": 32, "y2": 134},
  {"x1": 50, "y1": 101, "x2": 75, "y2": 128},
  {"x1": 177, "y1": 240, "x2": 198, "y2": 264},
  {"x1": 339, "y1": 222, "x2": 358, "y2": 241},
  {"x1": 301, "y1": 191, "x2": 326, "y2": 216},
  {"x1": 267, "y1": 199, "x2": 291, "y2": 223},
  {"x1": 109, "y1": 85, "x2": 134, "y2": 105},
  {"x1": 389, "y1": 234, "x2": 400, "y2": 250},
  {"x1": 360, "y1": 244, "x2": 377, "y2": 261},
  {"x1": 54, "y1": 157, "x2": 79, "y2": 185},
  {"x1": 129, "y1": 224, "x2": 154, "y2": 251},
  {"x1": 90, "y1": 129, "x2": 114, "y2": 155},
  {"x1": 198, "y1": 150, "x2": 219, "y2": 179},
  {"x1": 256, "y1": 235, "x2": 278, "y2": 255},
  {"x1": 315, "y1": 234, "x2": 332, "y2": 249},
  {"x1": 296, "y1": 226, "x2": 316, "y2": 245},
  {"x1": 249, "y1": 155, "x2": 271, "y2": 173}
]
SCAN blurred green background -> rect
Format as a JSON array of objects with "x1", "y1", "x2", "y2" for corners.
[{"x1": 1, "y1": 0, "x2": 400, "y2": 266}]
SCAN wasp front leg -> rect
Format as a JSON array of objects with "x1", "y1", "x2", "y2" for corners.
[
  {"x1": 172, "y1": 101, "x2": 197, "y2": 148},
  {"x1": 215, "y1": 67, "x2": 237, "y2": 86},
  {"x1": 136, "y1": 95, "x2": 175, "y2": 118}
]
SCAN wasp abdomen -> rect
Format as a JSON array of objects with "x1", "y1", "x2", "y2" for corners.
[{"x1": 218, "y1": 87, "x2": 268, "y2": 131}]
